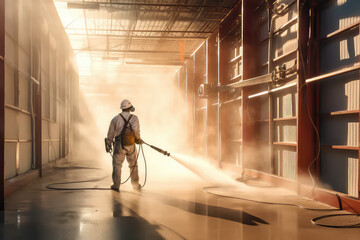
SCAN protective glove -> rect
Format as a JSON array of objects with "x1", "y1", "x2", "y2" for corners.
[
  {"x1": 104, "y1": 138, "x2": 112, "y2": 153},
  {"x1": 135, "y1": 138, "x2": 143, "y2": 144}
]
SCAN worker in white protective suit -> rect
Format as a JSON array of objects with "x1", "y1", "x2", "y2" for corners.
[{"x1": 105, "y1": 99, "x2": 143, "y2": 191}]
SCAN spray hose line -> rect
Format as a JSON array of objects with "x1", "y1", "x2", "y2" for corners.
[
  {"x1": 109, "y1": 144, "x2": 141, "y2": 185},
  {"x1": 46, "y1": 156, "x2": 359, "y2": 228},
  {"x1": 45, "y1": 141, "x2": 171, "y2": 191},
  {"x1": 203, "y1": 186, "x2": 360, "y2": 228},
  {"x1": 203, "y1": 186, "x2": 341, "y2": 212},
  {"x1": 46, "y1": 143, "x2": 148, "y2": 191},
  {"x1": 45, "y1": 136, "x2": 359, "y2": 228}
]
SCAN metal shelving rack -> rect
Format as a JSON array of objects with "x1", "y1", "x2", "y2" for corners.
[{"x1": 306, "y1": 1, "x2": 360, "y2": 198}]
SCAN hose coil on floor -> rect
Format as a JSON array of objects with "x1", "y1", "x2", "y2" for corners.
[
  {"x1": 46, "y1": 144, "x2": 148, "y2": 191},
  {"x1": 203, "y1": 186, "x2": 360, "y2": 228}
]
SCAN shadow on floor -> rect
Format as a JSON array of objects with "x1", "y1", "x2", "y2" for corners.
[
  {"x1": 141, "y1": 191, "x2": 269, "y2": 226},
  {"x1": 112, "y1": 200, "x2": 166, "y2": 240},
  {"x1": 0, "y1": 198, "x2": 168, "y2": 240}
]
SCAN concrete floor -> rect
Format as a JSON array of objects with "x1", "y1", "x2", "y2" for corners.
[{"x1": 0, "y1": 157, "x2": 359, "y2": 240}]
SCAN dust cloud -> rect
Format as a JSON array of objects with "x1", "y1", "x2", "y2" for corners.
[
  {"x1": 73, "y1": 63, "x2": 206, "y2": 188},
  {"x1": 171, "y1": 153, "x2": 240, "y2": 186},
  {"x1": 72, "y1": 60, "x2": 318, "y2": 195},
  {"x1": 73, "y1": 62, "x2": 268, "y2": 191}
]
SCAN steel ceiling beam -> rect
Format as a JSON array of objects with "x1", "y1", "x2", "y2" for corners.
[
  {"x1": 64, "y1": 1, "x2": 232, "y2": 9},
  {"x1": 67, "y1": 2, "x2": 99, "y2": 9},
  {"x1": 66, "y1": 28, "x2": 213, "y2": 34},
  {"x1": 104, "y1": 7, "x2": 226, "y2": 14},
  {"x1": 126, "y1": 61, "x2": 184, "y2": 66},
  {"x1": 63, "y1": 14, "x2": 220, "y2": 22},
  {"x1": 88, "y1": 52, "x2": 188, "y2": 58},
  {"x1": 74, "y1": 48, "x2": 190, "y2": 55},
  {"x1": 67, "y1": 33, "x2": 207, "y2": 40}
]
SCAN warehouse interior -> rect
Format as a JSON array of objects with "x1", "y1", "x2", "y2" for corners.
[{"x1": 0, "y1": 0, "x2": 360, "y2": 239}]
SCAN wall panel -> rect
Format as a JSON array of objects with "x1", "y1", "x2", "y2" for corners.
[
  {"x1": 4, "y1": 35, "x2": 15, "y2": 67},
  {"x1": 4, "y1": 66, "x2": 14, "y2": 105},
  {"x1": 42, "y1": 141, "x2": 48, "y2": 165},
  {"x1": 18, "y1": 48, "x2": 30, "y2": 77},
  {"x1": 4, "y1": 109, "x2": 17, "y2": 139},
  {"x1": 18, "y1": 114, "x2": 31, "y2": 140},
  {"x1": 3, "y1": 0, "x2": 78, "y2": 181},
  {"x1": 18, "y1": 75, "x2": 29, "y2": 111},
  {"x1": 18, "y1": 142, "x2": 31, "y2": 174},
  {"x1": 4, "y1": 143, "x2": 16, "y2": 180}
]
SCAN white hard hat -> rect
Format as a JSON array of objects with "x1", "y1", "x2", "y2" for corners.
[{"x1": 120, "y1": 99, "x2": 135, "y2": 112}]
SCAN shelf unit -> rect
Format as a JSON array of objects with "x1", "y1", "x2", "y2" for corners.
[
  {"x1": 322, "y1": 145, "x2": 359, "y2": 151},
  {"x1": 244, "y1": 0, "x2": 300, "y2": 179},
  {"x1": 321, "y1": 110, "x2": 360, "y2": 116},
  {"x1": 316, "y1": 12, "x2": 360, "y2": 196}
]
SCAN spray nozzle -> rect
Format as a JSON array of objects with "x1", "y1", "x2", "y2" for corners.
[
  {"x1": 150, "y1": 145, "x2": 170, "y2": 157},
  {"x1": 142, "y1": 141, "x2": 170, "y2": 157}
]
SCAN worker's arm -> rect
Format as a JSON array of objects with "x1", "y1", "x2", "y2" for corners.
[
  {"x1": 105, "y1": 118, "x2": 116, "y2": 153},
  {"x1": 131, "y1": 115, "x2": 141, "y2": 142},
  {"x1": 106, "y1": 117, "x2": 116, "y2": 142}
]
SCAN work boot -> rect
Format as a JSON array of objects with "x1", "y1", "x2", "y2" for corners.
[
  {"x1": 111, "y1": 184, "x2": 119, "y2": 192},
  {"x1": 132, "y1": 183, "x2": 141, "y2": 191}
]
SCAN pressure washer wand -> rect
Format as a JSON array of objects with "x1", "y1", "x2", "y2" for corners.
[{"x1": 142, "y1": 141, "x2": 170, "y2": 157}]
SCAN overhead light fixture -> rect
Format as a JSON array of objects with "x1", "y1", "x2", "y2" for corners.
[{"x1": 67, "y1": 2, "x2": 100, "y2": 10}]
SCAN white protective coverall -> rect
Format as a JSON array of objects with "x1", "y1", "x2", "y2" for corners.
[{"x1": 107, "y1": 111, "x2": 141, "y2": 189}]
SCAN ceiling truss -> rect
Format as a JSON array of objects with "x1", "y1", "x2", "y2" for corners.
[{"x1": 55, "y1": 0, "x2": 239, "y2": 65}]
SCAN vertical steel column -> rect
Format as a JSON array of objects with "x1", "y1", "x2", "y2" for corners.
[
  {"x1": 177, "y1": 70, "x2": 180, "y2": 106},
  {"x1": 193, "y1": 44, "x2": 206, "y2": 156},
  {"x1": 61, "y1": 54, "x2": 65, "y2": 158},
  {"x1": 206, "y1": 32, "x2": 218, "y2": 161},
  {"x1": 358, "y1": 14, "x2": 360, "y2": 204},
  {"x1": 309, "y1": 2, "x2": 321, "y2": 182},
  {"x1": 297, "y1": 0, "x2": 315, "y2": 190},
  {"x1": 242, "y1": 0, "x2": 262, "y2": 170},
  {"x1": 186, "y1": 58, "x2": 194, "y2": 150},
  {"x1": 268, "y1": 86, "x2": 274, "y2": 172},
  {"x1": 204, "y1": 40, "x2": 208, "y2": 158},
  {"x1": 34, "y1": 1, "x2": 42, "y2": 176},
  {"x1": 217, "y1": 32, "x2": 221, "y2": 168},
  {"x1": 267, "y1": 5, "x2": 275, "y2": 174},
  {"x1": 218, "y1": 28, "x2": 226, "y2": 167},
  {"x1": 0, "y1": 0, "x2": 5, "y2": 216},
  {"x1": 185, "y1": 61, "x2": 188, "y2": 139},
  {"x1": 218, "y1": 1, "x2": 241, "y2": 167},
  {"x1": 192, "y1": 55, "x2": 196, "y2": 151}
]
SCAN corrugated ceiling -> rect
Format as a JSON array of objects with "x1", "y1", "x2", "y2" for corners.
[{"x1": 54, "y1": 0, "x2": 239, "y2": 66}]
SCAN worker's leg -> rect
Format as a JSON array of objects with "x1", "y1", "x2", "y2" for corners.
[
  {"x1": 112, "y1": 141, "x2": 126, "y2": 188},
  {"x1": 125, "y1": 145, "x2": 140, "y2": 189}
]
